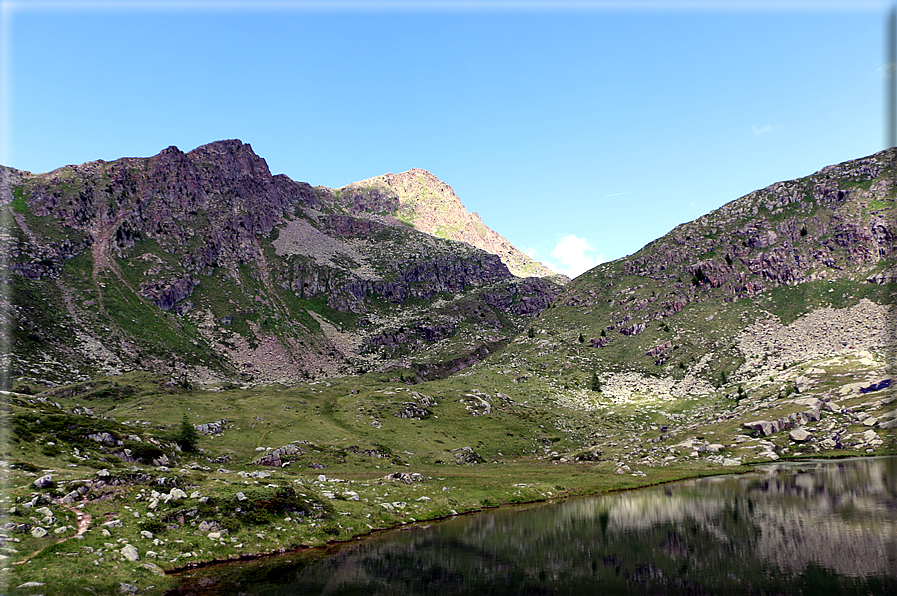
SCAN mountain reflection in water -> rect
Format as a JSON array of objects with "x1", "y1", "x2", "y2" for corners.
[{"x1": 174, "y1": 457, "x2": 896, "y2": 595}]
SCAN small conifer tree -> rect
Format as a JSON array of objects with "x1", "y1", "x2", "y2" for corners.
[
  {"x1": 174, "y1": 413, "x2": 199, "y2": 452},
  {"x1": 590, "y1": 372, "x2": 602, "y2": 392}
]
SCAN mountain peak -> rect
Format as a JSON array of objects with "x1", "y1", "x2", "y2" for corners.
[{"x1": 341, "y1": 169, "x2": 566, "y2": 282}]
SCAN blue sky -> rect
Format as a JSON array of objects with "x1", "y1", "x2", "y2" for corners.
[{"x1": 1, "y1": 1, "x2": 892, "y2": 277}]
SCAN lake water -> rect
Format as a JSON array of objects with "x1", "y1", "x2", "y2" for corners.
[{"x1": 174, "y1": 457, "x2": 896, "y2": 595}]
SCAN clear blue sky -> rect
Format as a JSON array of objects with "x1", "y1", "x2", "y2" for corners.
[{"x1": 2, "y1": 1, "x2": 892, "y2": 277}]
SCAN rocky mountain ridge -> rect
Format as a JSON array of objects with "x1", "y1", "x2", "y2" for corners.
[
  {"x1": 2, "y1": 140, "x2": 561, "y2": 387},
  {"x1": 493, "y1": 147, "x2": 895, "y2": 409}
]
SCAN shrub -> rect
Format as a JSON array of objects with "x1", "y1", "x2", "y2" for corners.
[
  {"x1": 219, "y1": 517, "x2": 241, "y2": 533},
  {"x1": 41, "y1": 443, "x2": 62, "y2": 457},
  {"x1": 238, "y1": 509, "x2": 272, "y2": 526},
  {"x1": 124, "y1": 441, "x2": 165, "y2": 464},
  {"x1": 138, "y1": 519, "x2": 167, "y2": 534}
]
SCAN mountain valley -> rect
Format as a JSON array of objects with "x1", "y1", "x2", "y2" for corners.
[{"x1": 0, "y1": 141, "x2": 894, "y2": 595}]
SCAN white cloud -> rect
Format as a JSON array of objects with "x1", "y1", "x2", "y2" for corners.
[
  {"x1": 541, "y1": 234, "x2": 603, "y2": 278},
  {"x1": 752, "y1": 124, "x2": 773, "y2": 136}
]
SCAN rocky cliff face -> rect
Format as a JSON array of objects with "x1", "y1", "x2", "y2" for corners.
[
  {"x1": 337, "y1": 168, "x2": 566, "y2": 282},
  {"x1": 2, "y1": 140, "x2": 561, "y2": 387}
]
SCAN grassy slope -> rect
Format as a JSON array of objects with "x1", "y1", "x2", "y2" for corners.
[{"x1": 1, "y1": 343, "x2": 895, "y2": 595}]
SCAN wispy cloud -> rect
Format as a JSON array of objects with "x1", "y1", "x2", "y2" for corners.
[
  {"x1": 606, "y1": 190, "x2": 636, "y2": 197},
  {"x1": 752, "y1": 124, "x2": 773, "y2": 136},
  {"x1": 531, "y1": 234, "x2": 603, "y2": 278}
]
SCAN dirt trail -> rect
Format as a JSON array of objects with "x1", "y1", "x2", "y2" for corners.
[{"x1": 13, "y1": 504, "x2": 92, "y2": 565}]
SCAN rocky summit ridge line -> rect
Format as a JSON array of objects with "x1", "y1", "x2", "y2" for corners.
[{"x1": 1, "y1": 139, "x2": 562, "y2": 386}]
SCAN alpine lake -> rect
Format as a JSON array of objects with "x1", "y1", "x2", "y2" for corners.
[{"x1": 172, "y1": 456, "x2": 896, "y2": 595}]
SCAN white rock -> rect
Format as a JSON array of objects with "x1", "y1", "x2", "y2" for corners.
[{"x1": 30, "y1": 527, "x2": 48, "y2": 538}]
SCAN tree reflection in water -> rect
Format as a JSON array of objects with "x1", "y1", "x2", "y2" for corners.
[{"x1": 175, "y1": 457, "x2": 896, "y2": 595}]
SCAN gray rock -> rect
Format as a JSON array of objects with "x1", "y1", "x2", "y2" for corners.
[
  {"x1": 169, "y1": 488, "x2": 187, "y2": 500},
  {"x1": 236, "y1": 492, "x2": 247, "y2": 501},
  {"x1": 789, "y1": 427, "x2": 811, "y2": 442},
  {"x1": 33, "y1": 474, "x2": 53, "y2": 489},
  {"x1": 119, "y1": 582, "x2": 139, "y2": 594},
  {"x1": 61, "y1": 489, "x2": 81, "y2": 504},
  {"x1": 17, "y1": 582, "x2": 45, "y2": 588},
  {"x1": 120, "y1": 544, "x2": 139, "y2": 562},
  {"x1": 30, "y1": 526, "x2": 48, "y2": 538},
  {"x1": 88, "y1": 432, "x2": 118, "y2": 445}
]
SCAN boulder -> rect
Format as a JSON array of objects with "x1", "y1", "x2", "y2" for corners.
[
  {"x1": 789, "y1": 427, "x2": 811, "y2": 442},
  {"x1": 33, "y1": 474, "x2": 53, "y2": 489},
  {"x1": 120, "y1": 544, "x2": 139, "y2": 562}
]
